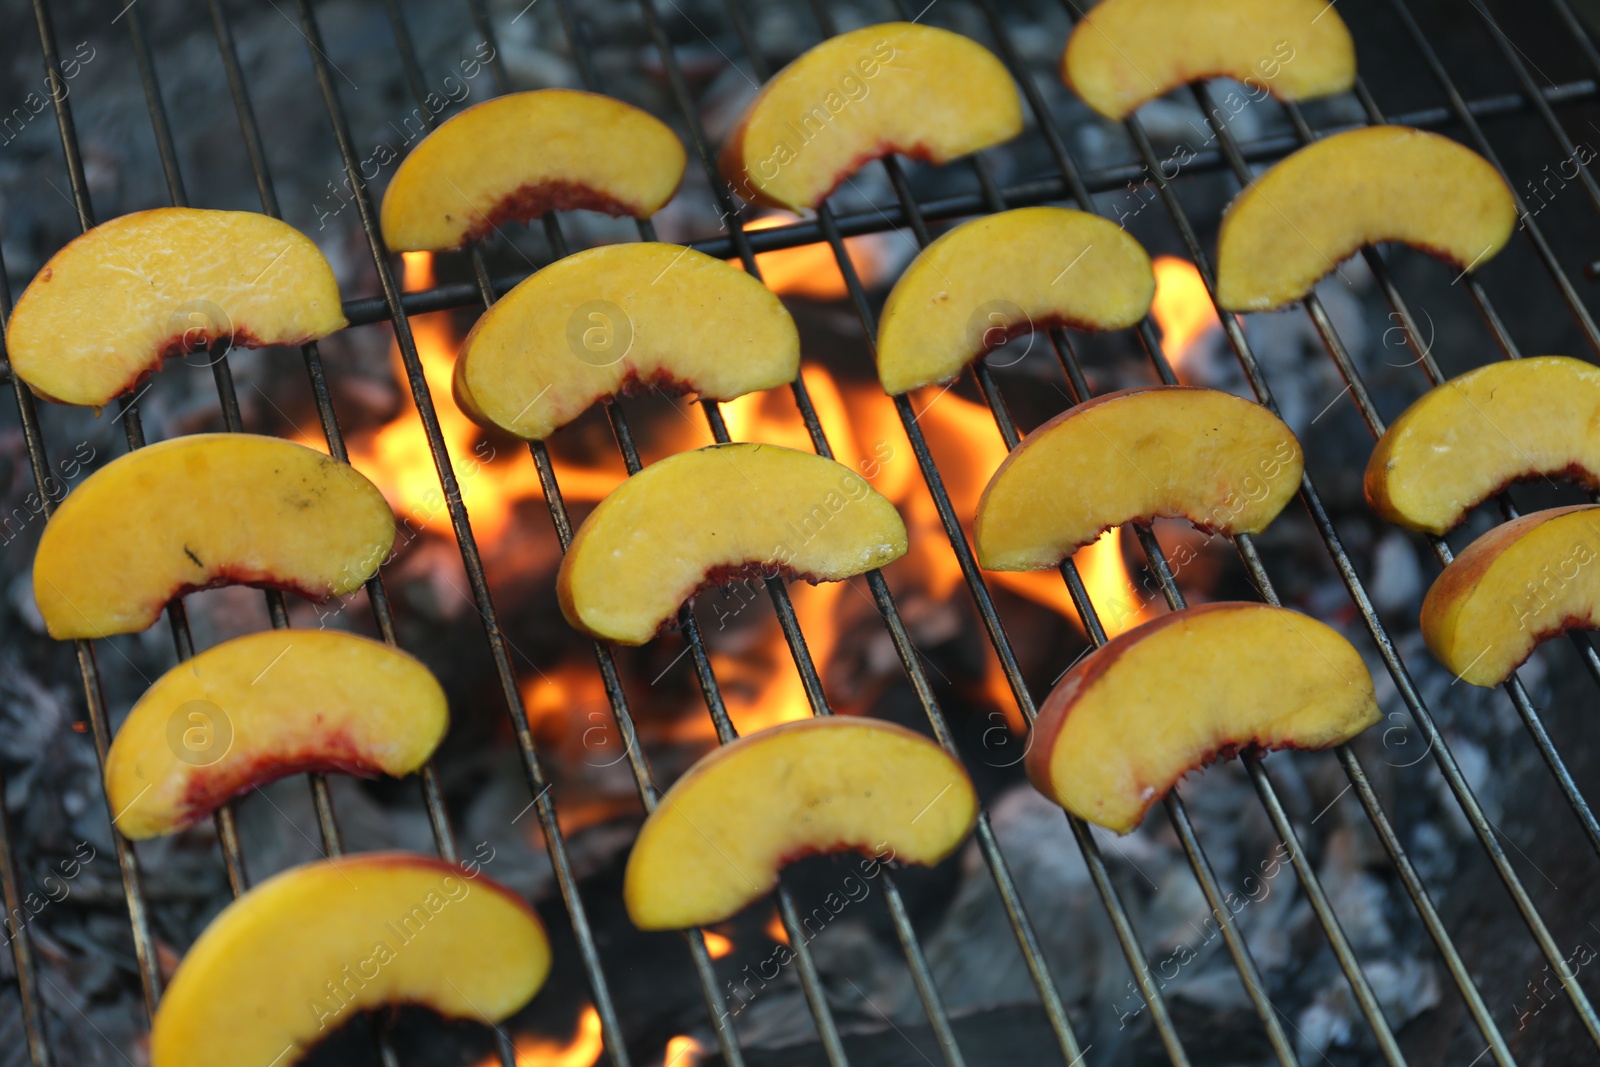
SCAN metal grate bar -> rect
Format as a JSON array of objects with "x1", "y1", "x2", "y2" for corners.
[
  {"x1": 924, "y1": 19, "x2": 1415, "y2": 1050},
  {"x1": 195, "y1": 1, "x2": 520, "y2": 1062},
  {"x1": 118, "y1": 0, "x2": 354, "y2": 871},
  {"x1": 947, "y1": 44, "x2": 1494, "y2": 1056},
  {"x1": 286, "y1": 1, "x2": 635, "y2": 1063},
  {"x1": 1385, "y1": 0, "x2": 1600, "y2": 355},
  {"x1": 960, "y1": 5, "x2": 1513, "y2": 1055},
  {"x1": 1072, "y1": 0, "x2": 1600, "y2": 1047},
  {"x1": 1177, "y1": 53, "x2": 1600, "y2": 1042},
  {"x1": 189, "y1": 2, "x2": 518, "y2": 1062},
  {"x1": 373, "y1": 5, "x2": 753, "y2": 1062},
  {"x1": 326, "y1": 76, "x2": 1600, "y2": 331}
]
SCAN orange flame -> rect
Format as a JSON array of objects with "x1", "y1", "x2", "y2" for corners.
[
  {"x1": 485, "y1": 1006, "x2": 603, "y2": 1067},
  {"x1": 702, "y1": 931, "x2": 734, "y2": 959},
  {"x1": 663, "y1": 1035, "x2": 703, "y2": 1067},
  {"x1": 736, "y1": 215, "x2": 884, "y2": 300},
  {"x1": 1151, "y1": 256, "x2": 1220, "y2": 381},
  {"x1": 766, "y1": 911, "x2": 790, "y2": 945},
  {"x1": 333, "y1": 252, "x2": 625, "y2": 554}
]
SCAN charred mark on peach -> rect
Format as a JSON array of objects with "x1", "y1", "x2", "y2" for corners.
[{"x1": 460, "y1": 181, "x2": 640, "y2": 246}]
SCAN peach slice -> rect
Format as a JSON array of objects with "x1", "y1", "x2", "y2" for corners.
[
  {"x1": 1215, "y1": 126, "x2": 1516, "y2": 312},
  {"x1": 875, "y1": 207, "x2": 1155, "y2": 394},
  {"x1": 6, "y1": 208, "x2": 346, "y2": 409},
  {"x1": 719, "y1": 23, "x2": 1023, "y2": 212},
  {"x1": 1062, "y1": 0, "x2": 1356, "y2": 120},
  {"x1": 1420, "y1": 505, "x2": 1600, "y2": 687},
  {"x1": 1026, "y1": 602, "x2": 1379, "y2": 833},
  {"x1": 150, "y1": 852, "x2": 549, "y2": 1067},
  {"x1": 105, "y1": 630, "x2": 447, "y2": 839},
  {"x1": 380, "y1": 89, "x2": 686, "y2": 251},
  {"x1": 1365, "y1": 356, "x2": 1600, "y2": 535},
  {"x1": 559, "y1": 443, "x2": 907, "y2": 644},
  {"x1": 624, "y1": 717, "x2": 977, "y2": 929},
  {"x1": 33, "y1": 434, "x2": 393, "y2": 640},
  {"x1": 976, "y1": 387, "x2": 1302, "y2": 570},
  {"x1": 454, "y1": 242, "x2": 799, "y2": 439}
]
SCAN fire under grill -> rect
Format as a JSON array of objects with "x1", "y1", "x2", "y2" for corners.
[{"x1": 2, "y1": 0, "x2": 1600, "y2": 1065}]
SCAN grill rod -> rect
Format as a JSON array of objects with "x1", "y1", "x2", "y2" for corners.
[
  {"x1": 380, "y1": 2, "x2": 834, "y2": 1062},
  {"x1": 30, "y1": 2, "x2": 426, "y2": 1065},
  {"x1": 285, "y1": 1, "x2": 640, "y2": 1063},
  {"x1": 1149, "y1": 31, "x2": 1600, "y2": 1052},
  {"x1": 629, "y1": 0, "x2": 1121, "y2": 1061},
  {"x1": 1058, "y1": 0, "x2": 1600, "y2": 1048},
  {"x1": 789, "y1": 0, "x2": 1408, "y2": 1060},
  {"x1": 968, "y1": 4, "x2": 1515, "y2": 1061},
  {"x1": 331, "y1": 73, "x2": 1599, "y2": 332}
]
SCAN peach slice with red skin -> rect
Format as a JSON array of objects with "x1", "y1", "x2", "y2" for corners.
[
  {"x1": 976, "y1": 387, "x2": 1303, "y2": 570},
  {"x1": 558, "y1": 443, "x2": 907, "y2": 645},
  {"x1": 1421, "y1": 505, "x2": 1600, "y2": 687},
  {"x1": 454, "y1": 242, "x2": 799, "y2": 439},
  {"x1": 1365, "y1": 356, "x2": 1600, "y2": 535},
  {"x1": 1026, "y1": 602, "x2": 1380, "y2": 833},
  {"x1": 719, "y1": 23, "x2": 1023, "y2": 212},
  {"x1": 875, "y1": 207, "x2": 1155, "y2": 395},
  {"x1": 1062, "y1": 0, "x2": 1357, "y2": 120},
  {"x1": 105, "y1": 630, "x2": 447, "y2": 840},
  {"x1": 380, "y1": 89, "x2": 686, "y2": 252},
  {"x1": 33, "y1": 434, "x2": 394, "y2": 639},
  {"x1": 624, "y1": 717, "x2": 977, "y2": 930},
  {"x1": 6, "y1": 207, "x2": 346, "y2": 409},
  {"x1": 150, "y1": 852, "x2": 549, "y2": 1067},
  {"x1": 1215, "y1": 126, "x2": 1517, "y2": 312}
]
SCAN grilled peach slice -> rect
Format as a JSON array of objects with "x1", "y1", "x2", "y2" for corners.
[
  {"x1": 105, "y1": 630, "x2": 446, "y2": 839},
  {"x1": 380, "y1": 89, "x2": 686, "y2": 251},
  {"x1": 976, "y1": 387, "x2": 1302, "y2": 570},
  {"x1": 1366, "y1": 356, "x2": 1600, "y2": 535},
  {"x1": 1215, "y1": 126, "x2": 1516, "y2": 311},
  {"x1": 1421, "y1": 505, "x2": 1600, "y2": 687},
  {"x1": 719, "y1": 23, "x2": 1023, "y2": 212},
  {"x1": 1062, "y1": 0, "x2": 1356, "y2": 120},
  {"x1": 33, "y1": 434, "x2": 393, "y2": 640},
  {"x1": 559, "y1": 443, "x2": 906, "y2": 644},
  {"x1": 6, "y1": 208, "x2": 345, "y2": 408},
  {"x1": 876, "y1": 207, "x2": 1155, "y2": 394},
  {"x1": 625, "y1": 717, "x2": 976, "y2": 929},
  {"x1": 454, "y1": 243, "x2": 799, "y2": 439},
  {"x1": 1026, "y1": 602, "x2": 1379, "y2": 832},
  {"x1": 150, "y1": 853, "x2": 549, "y2": 1067}
]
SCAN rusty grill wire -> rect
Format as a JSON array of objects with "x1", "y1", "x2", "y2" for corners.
[{"x1": 0, "y1": 0, "x2": 1597, "y2": 1065}]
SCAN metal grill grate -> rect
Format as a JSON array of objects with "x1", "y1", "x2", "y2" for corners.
[{"x1": 2, "y1": 1, "x2": 1598, "y2": 1065}]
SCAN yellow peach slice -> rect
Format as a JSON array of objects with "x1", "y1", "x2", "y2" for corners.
[
  {"x1": 624, "y1": 717, "x2": 977, "y2": 929},
  {"x1": 875, "y1": 207, "x2": 1155, "y2": 394},
  {"x1": 558, "y1": 443, "x2": 907, "y2": 645},
  {"x1": 719, "y1": 23, "x2": 1023, "y2": 212},
  {"x1": 33, "y1": 434, "x2": 393, "y2": 640},
  {"x1": 1026, "y1": 602, "x2": 1379, "y2": 833},
  {"x1": 105, "y1": 630, "x2": 447, "y2": 839},
  {"x1": 1365, "y1": 356, "x2": 1600, "y2": 535},
  {"x1": 150, "y1": 852, "x2": 549, "y2": 1067},
  {"x1": 1421, "y1": 505, "x2": 1600, "y2": 687},
  {"x1": 454, "y1": 242, "x2": 799, "y2": 439},
  {"x1": 6, "y1": 208, "x2": 346, "y2": 409},
  {"x1": 1215, "y1": 126, "x2": 1516, "y2": 312},
  {"x1": 380, "y1": 89, "x2": 686, "y2": 251},
  {"x1": 976, "y1": 387, "x2": 1302, "y2": 569},
  {"x1": 1062, "y1": 0, "x2": 1356, "y2": 120}
]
